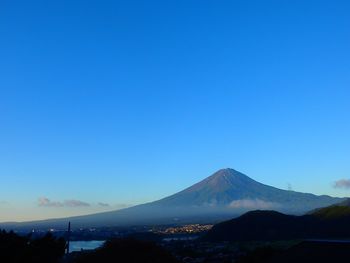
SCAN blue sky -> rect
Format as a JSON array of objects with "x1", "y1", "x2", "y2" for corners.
[{"x1": 1, "y1": 0, "x2": 350, "y2": 221}]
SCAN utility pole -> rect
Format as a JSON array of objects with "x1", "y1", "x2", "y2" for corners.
[{"x1": 66, "y1": 222, "x2": 71, "y2": 255}]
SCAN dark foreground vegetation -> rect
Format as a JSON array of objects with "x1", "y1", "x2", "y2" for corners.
[
  {"x1": 72, "y1": 238, "x2": 178, "y2": 263},
  {"x1": 0, "y1": 229, "x2": 178, "y2": 263},
  {"x1": 267, "y1": 241, "x2": 350, "y2": 263},
  {"x1": 2, "y1": 228, "x2": 350, "y2": 263},
  {"x1": 0, "y1": 230, "x2": 65, "y2": 263}
]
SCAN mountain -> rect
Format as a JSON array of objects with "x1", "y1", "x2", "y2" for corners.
[
  {"x1": 153, "y1": 169, "x2": 342, "y2": 212},
  {"x1": 311, "y1": 198, "x2": 350, "y2": 219},
  {"x1": 204, "y1": 199, "x2": 350, "y2": 242},
  {"x1": 0, "y1": 168, "x2": 345, "y2": 230},
  {"x1": 203, "y1": 210, "x2": 315, "y2": 241}
]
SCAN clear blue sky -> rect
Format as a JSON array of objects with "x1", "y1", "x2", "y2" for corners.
[{"x1": 1, "y1": 0, "x2": 350, "y2": 221}]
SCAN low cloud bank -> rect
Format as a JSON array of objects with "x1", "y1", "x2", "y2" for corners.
[{"x1": 228, "y1": 199, "x2": 280, "y2": 210}]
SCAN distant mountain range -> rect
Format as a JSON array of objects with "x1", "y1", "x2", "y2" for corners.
[
  {"x1": 1, "y1": 168, "x2": 345, "y2": 230},
  {"x1": 204, "y1": 198, "x2": 350, "y2": 242}
]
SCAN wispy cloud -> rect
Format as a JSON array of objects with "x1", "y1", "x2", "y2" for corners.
[
  {"x1": 38, "y1": 197, "x2": 90, "y2": 208},
  {"x1": 98, "y1": 202, "x2": 110, "y2": 207},
  {"x1": 334, "y1": 179, "x2": 350, "y2": 189},
  {"x1": 38, "y1": 197, "x2": 133, "y2": 210},
  {"x1": 38, "y1": 197, "x2": 64, "y2": 207},
  {"x1": 228, "y1": 199, "x2": 280, "y2": 210},
  {"x1": 64, "y1": 200, "x2": 90, "y2": 207}
]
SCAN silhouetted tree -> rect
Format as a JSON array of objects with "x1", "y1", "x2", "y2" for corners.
[
  {"x1": 236, "y1": 246, "x2": 280, "y2": 263},
  {"x1": 0, "y1": 229, "x2": 65, "y2": 263},
  {"x1": 74, "y1": 238, "x2": 179, "y2": 263}
]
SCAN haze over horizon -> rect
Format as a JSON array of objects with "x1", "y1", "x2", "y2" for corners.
[{"x1": 1, "y1": 0, "x2": 350, "y2": 222}]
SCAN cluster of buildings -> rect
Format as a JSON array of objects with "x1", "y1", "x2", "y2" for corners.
[{"x1": 158, "y1": 224, "x2": 213, "y2": 235}]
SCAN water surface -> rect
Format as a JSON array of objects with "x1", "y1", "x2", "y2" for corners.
[{"x1": 70, "y1": 240, "x2": 105, "y2": 252}]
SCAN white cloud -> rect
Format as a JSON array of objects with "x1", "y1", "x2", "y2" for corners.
[
  {"x1": 64, "y1": 200, "x2": 90, "y2": 207},
  {"x1": 334, "y1": 179, "x2": 350, "y2": 189},
  {"x1": 38, "y1": 197, "x2": 90, "y2": 208},
  {"x1": 38, "y1": 197, "x2": 64, "y2": 207},
  {"x1": 228, "y1": 199, "x2": 280, "y2": 210},
  {"x1": 98, "y1": 202, "x2": 110, "y2": 207}
]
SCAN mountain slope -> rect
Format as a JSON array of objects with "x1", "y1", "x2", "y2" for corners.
[
  {"x1": 203, "y1": 210, "x2": 316, "y2": 241},
  {"x1": 205, "y1": 199, "x2": 350, "y2": 242},
  {"x1": 0, "y1": 168, "x2": 345, "y2": 230},
  {"x1": 155, "y1": 169, "x2": 341, "y2": 213},
  {"x1": 311, "y1": 198, "x2": 350, "y2": 219}
]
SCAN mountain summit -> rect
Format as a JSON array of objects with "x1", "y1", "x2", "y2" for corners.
[
  {"x1": 1, "y1": 168, "x2": 345, "y2": 229},
  {"x1": 156, "y1": 168, "x2": 267, "y2": 206},
  {"x1": 154, "y1": 168, "x2": 340, "y2": 212},
  {"x1": 184, "y1": 168, "x2": 253, "y2": 193}
]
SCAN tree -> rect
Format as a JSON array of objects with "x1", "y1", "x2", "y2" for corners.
[{"x1": 74, "y1": 238, "x2": 179, "y2": 263}]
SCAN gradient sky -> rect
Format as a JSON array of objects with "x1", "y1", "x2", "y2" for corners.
[{"x1": 1, "y1": 0, "x2": 350, "y2": 222}]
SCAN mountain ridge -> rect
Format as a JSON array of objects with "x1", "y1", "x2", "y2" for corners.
[
  {"x1": 0, "y1": 168, "x2": 345, "y2": 230},
  {"x1": 153, "y1": 168, "x2": 342, "y2": 211},
  {"x1": 204, "y1": 198, "x2": 350, "y2": 242}
]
